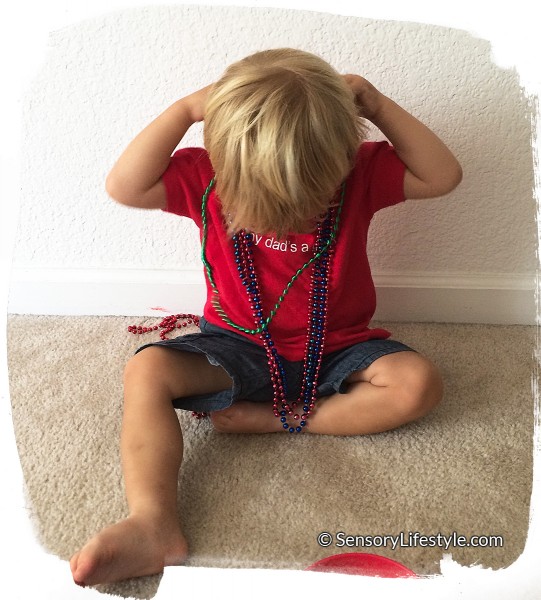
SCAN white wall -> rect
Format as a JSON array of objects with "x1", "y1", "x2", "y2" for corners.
[{"x1": 8, "y1": 4, "x2": 537, "y2": 323}]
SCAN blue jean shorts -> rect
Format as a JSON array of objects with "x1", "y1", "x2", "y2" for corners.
[{"x1": 135, "y1": 317, "x2": 414, "y2": 413}]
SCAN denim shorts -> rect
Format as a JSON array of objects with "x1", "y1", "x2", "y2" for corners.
[{"x1": 135, "y1": 317, "x2": 414, "y2": 413}]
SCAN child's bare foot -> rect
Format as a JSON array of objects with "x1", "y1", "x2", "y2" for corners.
[
  {"x1": 210, "y1": 400, "x2": 289, "y2": 433},
  {"x1": 69, "y1": 513, "x2": 188, "y2": 586}
]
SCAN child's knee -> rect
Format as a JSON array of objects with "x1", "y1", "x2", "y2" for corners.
[
  {"x1": 123, "y1": 346, "x2": 178, "y2": 396},
  {"x1": 125, "y1": 347, "x2": 160, "y2": 380},
  {"x1": 400, "y1": 358, "x2": 443, "y2": 419}
]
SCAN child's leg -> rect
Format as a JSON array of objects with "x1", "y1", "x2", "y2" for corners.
[
  {"x1": 70, "y1": 347, "x2": 232, "y2": 586},
  {"x1": 210, "y1": 351, "x2": 442, "y2": 436},
  {"x1": 303, "y1": 351, "x2": 442, "y2": 435}
]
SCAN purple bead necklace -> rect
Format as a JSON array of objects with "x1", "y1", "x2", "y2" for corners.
[{"x1": 202, "y1": 180, "x2": 345, "y2": 432}]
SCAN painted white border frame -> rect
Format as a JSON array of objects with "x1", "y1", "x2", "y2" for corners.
[{"x1": 1, "y1": 1, "x2": 539, "y2": 599}]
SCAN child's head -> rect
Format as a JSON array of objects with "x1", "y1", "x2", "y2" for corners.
[{"x1": 203, "y1": 48, "x2": 366, "y2": 237}]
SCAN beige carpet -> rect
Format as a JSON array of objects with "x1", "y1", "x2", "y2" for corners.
[{"x1": 7, "y1": 315, "x2": 536, "y2": 599}]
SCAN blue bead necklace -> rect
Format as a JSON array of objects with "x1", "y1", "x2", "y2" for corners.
[{"x1": 201, "y1": 181, "x2": 345, "y2": 432}]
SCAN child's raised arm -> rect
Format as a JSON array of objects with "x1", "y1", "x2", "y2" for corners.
[
  {"x1": 343, "y1": 75, "x2": 462, "y2": 199},
  {"x1": 105, "y1": 85, "x2": 212, "y2": 209}
]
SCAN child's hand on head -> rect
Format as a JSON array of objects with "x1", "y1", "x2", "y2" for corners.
[{"x1": 342, "y1": 75, "x2": 385, "y2": 122}]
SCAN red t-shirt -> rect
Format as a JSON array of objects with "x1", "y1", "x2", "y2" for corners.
[{"x1": 162, "y1": 141, "x2": 406, "y2": 361}]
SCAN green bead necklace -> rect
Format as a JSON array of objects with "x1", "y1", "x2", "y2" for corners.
[{"x1": 200, "y1": 179, "x2": 346, "y2": 335}]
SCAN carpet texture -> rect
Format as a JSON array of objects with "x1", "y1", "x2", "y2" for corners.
[{"x1": 7, "y1": 315, "x2": 536, "y2": 598}]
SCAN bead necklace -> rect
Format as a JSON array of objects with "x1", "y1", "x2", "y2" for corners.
[
  {"x1": 128, "y1": 314, "x2": 200, "y2": 340},
  {"x1": 201, "y1": 180, "x2": 345, "y2": 432}
]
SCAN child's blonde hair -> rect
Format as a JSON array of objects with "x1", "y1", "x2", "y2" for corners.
[{"x1": 203, "y1": 48, "x2": 366, "y2": 238}]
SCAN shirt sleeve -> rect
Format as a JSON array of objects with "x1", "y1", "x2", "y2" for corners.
[
  {"x1": 357, "y1": 141, "x2": 407, "y2": 215},
  {"x1": 161, "y1": 147, "x2": 213, "y2": 222}
]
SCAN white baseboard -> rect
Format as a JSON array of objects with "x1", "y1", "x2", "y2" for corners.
[
  {"x1": 8, "y1": 267, "x2": 537, "y2": 325},
  {"x1": 372, "y1": 271, "x2": 536, "y2": 325}
]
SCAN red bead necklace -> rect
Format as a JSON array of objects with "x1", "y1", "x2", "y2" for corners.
[
  {"x1": 231, "y1": 213, "x2": 337, "y2": 432},
  {"x1": 203, "y1": 180, "x2": 345, "y2": 432},
  {"x1": 128, "y1": 314, "x2": 200, "y2": 340}
]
